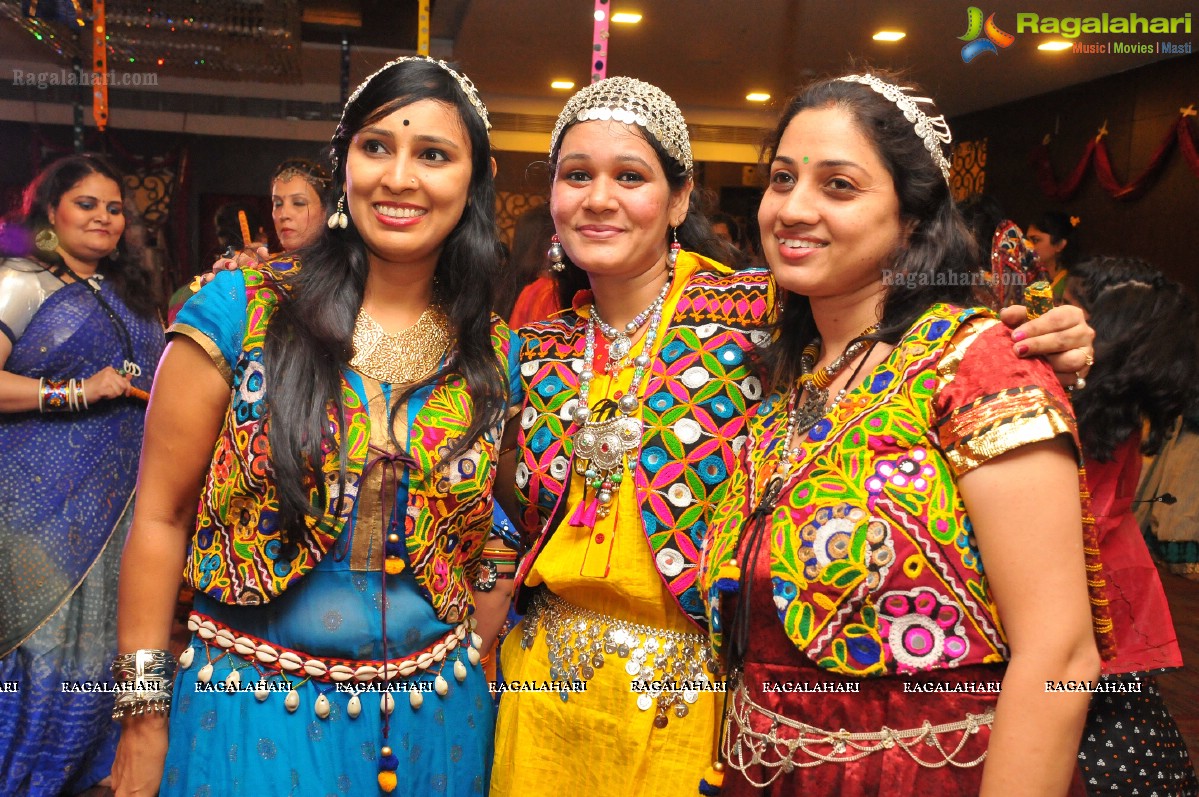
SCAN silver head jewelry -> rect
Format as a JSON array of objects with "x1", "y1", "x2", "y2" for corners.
[
  {"x1": 550, "y1": 76, "x2": 693, "y2": 173},
  {"x1": 836, "y1": 74, "x2": 953, "y2": 185},
  {"x1": 330, "y1": 56, "x2": 490, "y2": 174},
  {"x1": 343, "y1": 55, "x2": 490, "y2": 130}
]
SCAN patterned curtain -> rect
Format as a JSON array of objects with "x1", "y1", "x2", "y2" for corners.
[
  {"x1": 496, "y1": 192, "x2": 548, "y2": 247},
  {"x1": 951, "y1": 139, "x2": 987, "y2": 203}
]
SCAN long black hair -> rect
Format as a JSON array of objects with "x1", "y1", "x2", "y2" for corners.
[
  {"x1": 3, "y1": 153, "x2": 161, "y2": 319},
  {"x1": 264, "y1": 59, "x2": 508, "y2": 540},
  {"x1": 1068, "y1": 256, "x2": 1199, "y2": 461},
  {"x1": 761, "y1": 70, "x2": 977, "y2": 391},
  {"x1": 548, "y1": 114, "x2": 739, "y2": 309}
]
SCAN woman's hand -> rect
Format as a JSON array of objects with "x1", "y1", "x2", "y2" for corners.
[
  {"x1": 1000, "y1": 304, "x2": 1094, "y2": 389},
  {"x1": 193, "y1": 245, "x2": 270, "y2": 290},
  {"x1": 83, "y1": 365, "x2": 133, "y2": 402},
  {"x1": 112, "y1": 714, "x2": 169, "y2": 796}
]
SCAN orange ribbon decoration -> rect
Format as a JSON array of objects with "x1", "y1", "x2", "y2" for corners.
[{"x1": 92, "y1": 0, "x2": 108, "y2": 131}]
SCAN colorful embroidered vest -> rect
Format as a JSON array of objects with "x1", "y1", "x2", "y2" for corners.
[
  {"x1": 704, "y1": 304, "x2": 1085, "y2": 676},
  {"x1": 186, "y1": 268, "x2": 510, "y2": 625},
  {"x1": 513, "y1": 254, "x2": 774, "y2": 626}
]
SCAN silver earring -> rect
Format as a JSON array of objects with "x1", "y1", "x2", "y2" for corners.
[
  {"x1": 667, "y1": 226, "x2": 680, "y2": 267},
  {"x1": 326, "y1": 193, "x2": 349, "y2": 229},
  {"x1": 548, "y1": 234, "x2": 565, "y2": 272}
]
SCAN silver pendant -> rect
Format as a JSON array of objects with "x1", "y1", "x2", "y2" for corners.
[
  {"x1": 574, "y1": 415, "x2": 642, "y2": 472},
  {"x1": 608, "y1": 334, "x2": 632, "y2": 365},
  {"x1": 792, "y1": 386, "x2": 829, "y2": 435}
]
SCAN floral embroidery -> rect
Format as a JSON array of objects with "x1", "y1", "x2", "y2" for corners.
[
  {"x1": 186, "y1": 267, "x2": 511, "y2": 623},
  {"x1": 704, "y1": 304, "x2": 1061, "y2": 676}
]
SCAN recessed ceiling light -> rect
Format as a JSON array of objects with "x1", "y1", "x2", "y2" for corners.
[
  {"x1": 611, "y1": 12, "x2": 642, "y2": 24},
  {"x1": 872, "y1": 31, "x2": 906, "y2": 42},
  {"x1": 746, "y1": 92, "x2": 771, "y2": 102},
  {"x1": 1038, "y1": 40, "x2": 1072, "y2": 51},
  {"x1": 551, "y1": 80, "x2": 575, "y2": 90}
]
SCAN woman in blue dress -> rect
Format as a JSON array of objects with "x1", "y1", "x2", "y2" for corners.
[
  {"x1": 112, "y1": 57, "x2": 518, "y2": 796},
  {"x1": 0, "y1": 153, "x2": 165, "y2": 795}
]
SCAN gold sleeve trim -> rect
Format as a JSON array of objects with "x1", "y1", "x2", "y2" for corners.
[
  {"x1": 940, "y1": 386, "x2": 1076, "y2": 475},
  {"x1": 935, "y1": 317, "x2": 998, "y2": 390},
  {"x1": 168, "y1": 323, "x2": 234, "y2": 386}
]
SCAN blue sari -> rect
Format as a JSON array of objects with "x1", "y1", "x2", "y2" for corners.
[{"x1": 0, "y1": 265, "x2": 164, "y2": 795}]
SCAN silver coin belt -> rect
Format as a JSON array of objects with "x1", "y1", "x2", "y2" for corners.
[
  {"x1": 521, "y1": 591, "x2": 717, "y2": 727},
  {"x1": 724, "y1": 679, "x2": 992, "y2": 786}
]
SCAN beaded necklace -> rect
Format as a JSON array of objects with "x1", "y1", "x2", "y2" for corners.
[
  {"x1": 590, "y1": 272, "x2": 673, "y2": 374},
  {"x1": 571, "y1": 248, "x2": 678, "y2": 522},
  {"x1": 775, "y1": 325, "x2": 879, "y2": 478}
]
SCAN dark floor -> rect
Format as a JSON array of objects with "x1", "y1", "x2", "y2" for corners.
[{"x1": 1156, "y1": 568, "x2": 1199, "y2": 757}]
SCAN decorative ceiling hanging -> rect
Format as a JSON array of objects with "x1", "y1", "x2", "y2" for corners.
[
  {"x1": 92, "y1": 0, "x2": 108, "y2": 130},
  {"x1": 3, "y1": 0, "x2": 303, "y2": 82},
  {"x1": 416, "y1": 0, "x2": 428, "y2": 56},
  {"x1": 591, "y1": 0, "x2": 608, "y2": 83}
]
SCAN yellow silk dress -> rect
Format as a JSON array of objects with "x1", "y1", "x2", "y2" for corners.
[{"x1": 491, "y1": 258, "x2": 722, "y2": 795}]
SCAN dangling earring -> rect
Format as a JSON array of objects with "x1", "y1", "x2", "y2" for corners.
[
  {"x1": 327, "y1": 193, "x2": 349, "y2": 230},
  {"x1": 667, "y1": 226, "x2": 681, "y2": 267},
  {"x1": 35, "y1": 228, "x2": 59, "y2": 253},
  {"x1": 548, "y1": 234, "x2": 565, "y2": 272}
]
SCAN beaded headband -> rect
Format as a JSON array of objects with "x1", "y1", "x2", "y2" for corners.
[
  {"x1": 330, "y1": 56, "x2": 490, "y2": 174},
  {"x1": 836, "y1": 74, "x2": 953, "y2": 184},
  {"x1": 550, "y1": 76, "x2": 693, "y2": 173},
  {"x1": 273, "y1": 160, "x2": 332, "y2": 193},
  {"x1": 342, "y1": 55, "x2": 490, "y2": 130}
]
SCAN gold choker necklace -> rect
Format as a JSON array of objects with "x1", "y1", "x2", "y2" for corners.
[{"x1": 349, "y1": 306, "x2": 451, "y2": 384}]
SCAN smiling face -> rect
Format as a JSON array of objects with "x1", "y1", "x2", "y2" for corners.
[
  {"x1": 344, "y1": 99, "x2": 473, "y2": 274},
  {"x1": 271, "y1": 176, "x2": 323, "y2": 252},
  {"x1": 550, "y1": 120, "x2": 691, "y2": 282},
  {"x1": 46, "y1": 171, "x2": 126, "y2": 270},
  {"x1": 758, "y1": 105, "x2": 904, "y2": 302}
]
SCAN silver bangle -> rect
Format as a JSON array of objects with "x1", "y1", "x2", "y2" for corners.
[
  {"x1": 112, "y1": 649, "x2": 177, "y2": 683},
  {"x1": 112, "y1": 692, "x2": 172, "y2": 721},
  {"x1": 111, "y1": 649, "x2": 176, "y2": 722}
]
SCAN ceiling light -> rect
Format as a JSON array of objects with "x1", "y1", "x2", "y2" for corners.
[
  {"x1": 1038, "y1": 40, "x2": 1072, "y2": 51},
  {"x1": 611, "y1": 12, "x2": 642, "y2": 24},
  {"x1": 551, "y1": 80, "x2": 575, "y2": 90},
  {"x1": 746, "y1": 92, "x2": 771, "y2": 102},
  {"x1": 872, "y1": 31, "x2": 906, "y2": 42}
]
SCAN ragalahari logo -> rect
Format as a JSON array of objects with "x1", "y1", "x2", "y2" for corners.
[{"x1": 959, "y1": 7, "x2": 1016, "y2": 62}]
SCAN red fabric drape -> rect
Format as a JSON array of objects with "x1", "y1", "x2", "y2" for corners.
[{"x1": 1032, "y1": 115, "x2": 1199, "y2": 201}]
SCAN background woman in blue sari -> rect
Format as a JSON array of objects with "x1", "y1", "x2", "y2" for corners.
[{"x1": 0, "y1": 153, "x2": 165, "y2": 795}]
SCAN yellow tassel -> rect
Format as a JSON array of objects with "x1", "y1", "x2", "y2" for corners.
[
  {"x1": 384, "y1": 557, "x2": 406, "y2": 576},
  {"x1": 378, "y1": 771, "x2": 398, "y2": 792},
  {"x1": 718, "y1": 562, "x2": 741, "y2": 581}
]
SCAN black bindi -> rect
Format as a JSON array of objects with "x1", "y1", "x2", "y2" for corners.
[{"x1": 403, "y1": 119, "x2": 410, "y2": 126}]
